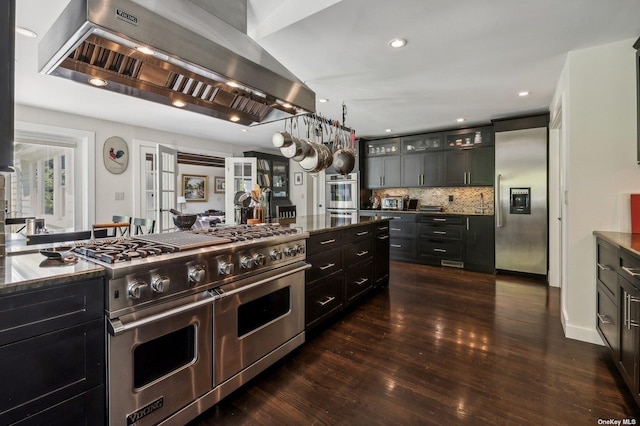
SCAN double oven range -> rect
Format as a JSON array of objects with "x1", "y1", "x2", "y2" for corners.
[{"x1": 71, "y1": 225, "x2": 309, "y2": 425}]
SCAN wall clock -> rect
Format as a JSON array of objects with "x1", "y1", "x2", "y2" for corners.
[{"x1": 103, "y1": 136, "x2": 129, "y2": 174}]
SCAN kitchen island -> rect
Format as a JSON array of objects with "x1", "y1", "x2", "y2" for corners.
[
  {"x1": 0, "y1": 252, "x2": 106, "y2": 425},
  {"x1": 280, "y1": 214, "x2": 391, "y2": 331}
]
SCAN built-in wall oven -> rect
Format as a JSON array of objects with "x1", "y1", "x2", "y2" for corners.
[{"x1": 326, "y1": 173, "x2": 359, "y2": 211}]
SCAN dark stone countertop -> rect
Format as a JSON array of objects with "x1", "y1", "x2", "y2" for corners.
[
  {"x1": 593, "y1": 231, "x2": 640, "y2": 258},
  {"x1": 282, "y1": 215, "x2": 391, "y2": 235},
  {"x1": 361, "y1": 209, "x2": 493, "y2": 216},
  {"x1": 0, "y1": 252, "x2": 105, "y2": 296}
]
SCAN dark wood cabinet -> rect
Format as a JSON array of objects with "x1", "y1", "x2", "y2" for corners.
[
  {"x1": 244, "y1": 151, "x2": 291, "y2": 219},
  {"x1": 464, "y1": 215, "x2": 495, "y2": 273},
  {"x1": 365, "y1": 156, "x2": 401, "y2": 189},
  {"x1": 618, "y1": 272, "x2": 640, "y2": 399},
  {"x1": 401, "y1": 152, "x2": 444, "y2": 187},
  {"x1": 0, "y1": 278, "x2": 105, "y2": 425},
  {"x1": 305, "y1": 221, "x2": 389, "y2": 331},
  {"x1": 417, "y1": 215, "x2": 465, "y2": 266},
  {"x1": 444, "y1": 146, "x2": 494, "y2": 186}
]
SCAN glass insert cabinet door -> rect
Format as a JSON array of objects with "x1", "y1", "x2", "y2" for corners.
[
  {"x1": 225, "y1": 157, "x2": 256, "y2": 225},
  {"x1": 271, "y1": 159, "x2": 288, "y2": 198}
]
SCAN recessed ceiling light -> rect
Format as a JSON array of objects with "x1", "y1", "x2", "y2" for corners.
[
  {"x1": 230, "y1": 116, "x2": 240, "y2": 122},
  {"x1": 172, "y1": 100, "x2": 186, "y2": 108},
  {"x1": 227, "y1": 81, "x2": 240, "y2": 88},
  {"x1": 388, "y1": 38, "x2": 407, "y2": 48},
  {"x1": 88, "y1": 77, "x2": 107, "y2": 87},
  {"x1": 16, "y1": 27, "x2": 37, "y2": 38},
  {"x1": 456, "y1": 118, "x2": 465, "y2": 123},
  {"x1": 385, "y1": 128, "x2": 392, "y2": 133},
  {"x1": 518, "y1": 91, "x2": 530, "y2": 97},
  {"x1": 135, "y1": 46, "x2": 155, "y2": 55},
  {"x1": 282, "y1": 103, "x2": 293, "y2": 109},
  {"x1": 319, "y1": 98, "x2": 329, "y2": 103},
  {"x1": 241, "y1": 129, "x2": 248, "y2": 132}
]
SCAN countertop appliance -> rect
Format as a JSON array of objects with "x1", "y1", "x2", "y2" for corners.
[
  {"x1": 69, "y1": 224, "x2": 309, "y2": 425},
  {"x1": 381, "y1": 197, "x2": 406, "y2": 211},
  {"x1": 494, "y1": 115, "x2": 548, "y2": 276}
]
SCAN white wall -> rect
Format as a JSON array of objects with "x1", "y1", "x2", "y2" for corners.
[
  {"x1": 551, "y1": 38, "x2": 640, "y2": 343},
  {"x1": 16, "y1": 105, "x2": 242, "y2": 223}
]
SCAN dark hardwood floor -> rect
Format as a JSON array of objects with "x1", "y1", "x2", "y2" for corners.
[{"x1": 188, "y1": 261, "x2": 640, "y2": 425}]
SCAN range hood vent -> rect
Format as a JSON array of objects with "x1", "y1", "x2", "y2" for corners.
[{"x1": 39, "y1": 0, "x2": 315, "y2": 126}]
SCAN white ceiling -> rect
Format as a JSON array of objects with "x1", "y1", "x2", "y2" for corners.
[{"x1": 14, "y1": 0, "x2": 640, "y2": 148}]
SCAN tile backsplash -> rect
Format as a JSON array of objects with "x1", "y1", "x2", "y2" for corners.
[{"x1": 372, "y1": 186, "x2": 494, "y2": 214}]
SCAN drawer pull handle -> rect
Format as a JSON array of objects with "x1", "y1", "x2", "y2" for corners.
[
  {"x1": 319, "y1": 263, "x2": 336, "y2": 270},
  {"x1": 356, "y1": 250, "x2": 369, "y2": 257},
  {"x1": 433, "y1": 218, "x2": 447, "y2": 222},
  {"x1": 318, "y1": 296, "x2": 336, "y2": 306},
  {"x1": 392, "y1": 217, "x2": 402, "y2": 220},
  {"x1": 597, "y1": 263, "x2": 612, "y2": 271},
  {"x1": 390, "y1": 244, "x2": 402, "y2": 248},
  {"x1": 356, "y1": 231, "x2": 369, "y2": 236},
  {"x1": 433, "y1": 231, "x2": 447, "y2": 235},
  {"x1": 355, "y1": 278, "x2": 369, "y2": 285},
  {"x1": 319, "y1": 239, "x2": 336, "y2": 245},
  {"x1": 390, "y1": 228, "x2": 402, "y2": 231},
  {"x1": 622, "y1": 266, "x2": 640, "y2": 277},
  {"x1": 378, "y1": 226, "x2": 389, "y2": 231},
  {"x1": 433, "y1": 248, "x2": 447, "y2": 253},
  {"x1": 377, "y1": 235, "x2": 390, "y2": 240},
  {"x1": 597, "y1": 313, "x2": 612, "y2": 324}
]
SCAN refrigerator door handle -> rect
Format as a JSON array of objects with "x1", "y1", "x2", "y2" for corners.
[{"x1": 496, "y1": 174, "x2": 503, "y2": 228}]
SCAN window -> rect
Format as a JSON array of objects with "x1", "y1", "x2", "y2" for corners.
[{"x1": 12, "y1": 121, "x2": 96, "y2": 232}]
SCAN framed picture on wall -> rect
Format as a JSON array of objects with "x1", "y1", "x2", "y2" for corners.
[
  {"x1": 182, "y1": 174, "x2": 208, "y2": 201},
  {"x1": 214, "y1": 177, "x2": 225, "y2": 193},
  {"x1": 294, "y1": 172, "x2": 303, "y2": 186}
]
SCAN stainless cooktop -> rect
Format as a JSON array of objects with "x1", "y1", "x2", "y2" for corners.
[{"x1": 133, "y1": 232, "x2": 232, "y2": 250}]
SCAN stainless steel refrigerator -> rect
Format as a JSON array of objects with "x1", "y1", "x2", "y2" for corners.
[{"x1": 494, "y1": 118, "x2": 548, "y2": 276}]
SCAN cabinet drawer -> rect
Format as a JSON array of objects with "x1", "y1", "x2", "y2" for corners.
[
  {"x1": 306, "y1": 275, "x2": 344, "y2": 329},
  {"x1": 596, "y1": 284, "x2": 618, "y2": 354},
  {"x1": 346, "y1": 261, "x2": 373, "y2": 303},
  {"x1": 0, "y1": 279, "x2": 103, "y2": 346},
  {"x1": 307, "y1": 230, "x2": 343, "y2": 254},
  {"x1": 419, "y1": 224, "x2": 463, "y2": 241},
  {"x1": 389, "y1": 222, "x2": 416, "y2": 236},
  {"x1": 596, "y1": 239, "x2": 618, "y2": 296},
  {"x1": 389, "y1": 237, "x2": 416, "y2": 256},
  {"x1": 347, "y1": 239, "x2": 374, "y2": 265},
  {"x1": 619, "y1": 249, "x2": 640, "y2": 289},
  {"x1": 306, "y1": 247, "x2": 343, "y2": 285},
  {"x1": 373, "y1": 221, "x2": 390, "y2": 235},
  {"x1": 344, "y1": 224, "x2": 374, "y2": 242},
  {"x1": 418, "y1": 240, "x2": 463, "y2": 260},
  {"x1": 419, "y1": 215, "x2": 465, "y2": 225}
]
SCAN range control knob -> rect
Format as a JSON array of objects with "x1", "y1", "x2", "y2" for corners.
[
  {"x1": 188, "y1": 265, "x2": 206, "y2": 283},
  {"x1": 270, "y1": 249, "x2": 283, "y2": 260},
  {"x1": 218, "y1": 261, "x2": 234, "y2": 275},
  {"x1": 151, "y1": 275, "x2": 170, "y2": 293},
  {"x1": 284, "y1": 246, "x2": 295, "y2": 257},
  {"x1": 240, "y1": 256, "x2": 254, "y2": 269},
  {"x1": 253, "y1": 253, "x2": 266, "y2": 266},
  {"x1": 127, "y1": 280, "x2": 148, "y2": 299},
  {"x1": 294, "y1": 244, "x2": 305, "y2": 255}
]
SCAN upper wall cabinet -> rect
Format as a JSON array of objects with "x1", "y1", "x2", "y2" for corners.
[
  {"x1": 444, "y1": 126, "x2": 493, "y2": 149},
  {"x1": 401, "y1": 133, "x2": 444, "y2": 187}
]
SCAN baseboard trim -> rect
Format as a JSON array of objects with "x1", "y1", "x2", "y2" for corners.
[{"x1": 562, "y1": 311, "x2": 603, "y2": 345}]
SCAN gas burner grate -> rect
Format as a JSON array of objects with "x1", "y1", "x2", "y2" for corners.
[{"x1": 72, "y1": 239, "x2": 177, "y2": 264}]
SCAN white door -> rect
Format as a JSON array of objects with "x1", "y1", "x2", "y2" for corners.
[
  {"x1": 225, "y1": 157, "x2": 256, "y2": 224},
  {"x1": 157, "y1": 144, "x2": 178, "y2": 232}
]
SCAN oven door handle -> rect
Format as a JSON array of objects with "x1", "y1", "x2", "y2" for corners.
[
  {"x1": 217, "y1": 263, "x2": 311, "y2": 298},
  {"x1": 108, "y1": 293, "x2": 219, "y2": 336}
]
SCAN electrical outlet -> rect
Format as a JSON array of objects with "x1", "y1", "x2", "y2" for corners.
[
  {"x1": 448, "y1": 195, "x2": 454, "y2": 203},
  {"x1": 115, "y1": 192, "x2": 125, "y2": 200}
]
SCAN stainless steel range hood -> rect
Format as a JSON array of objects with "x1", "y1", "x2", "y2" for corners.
[{"x1": 39, "y1": 0, "x2": 315, "y2": 126}]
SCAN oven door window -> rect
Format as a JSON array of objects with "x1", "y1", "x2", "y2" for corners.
[
  {"x1": 133, "y1": 325, "x2": 196, "y2": 389},
  {"x1": 328, "y1": 182, "x2": 353, "y2": 203},
  {"x1": 237, "y1": 286, "x2": 290, "y2": 337}
]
